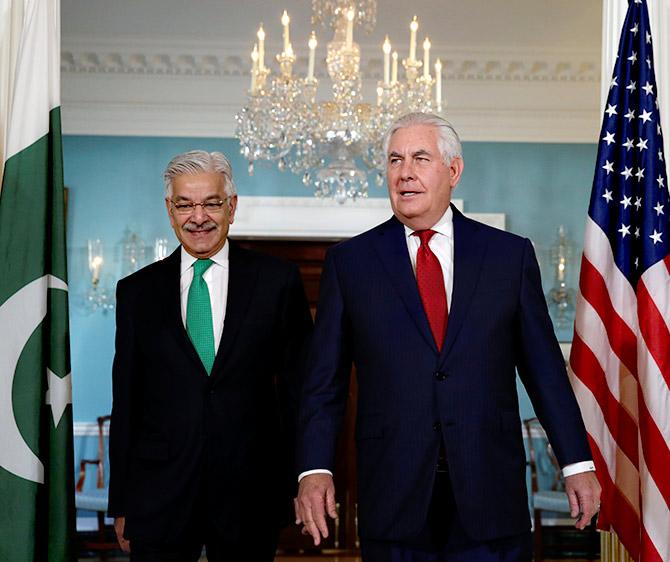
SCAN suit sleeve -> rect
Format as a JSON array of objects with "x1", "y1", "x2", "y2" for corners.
[
  {"x1": 514, "y1": 238, "x2": 592, "y2": 467},
  {"x1": 296, "y1": 248, "x2": 353, "y2": 474},
  {"x1": 108, "y1": 278, "x2": 138, "y2": 518}
]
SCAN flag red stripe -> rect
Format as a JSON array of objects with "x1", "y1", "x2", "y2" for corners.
[
  {"x1": 588, "y1": 434, "x2": 641, "y2": 560},
  {"x1": 637, "y1": 396, "x2": 670, "y2": 510},
  {"x1": 637, "y1": 280, "x2": 670, "y2": 387},
  {"x1": 579, "y1": 255, "x2": 638, "y2": 377},
  {"x1": 641, "y1": 524, "x2": 664, "y2": 562},
  {"x1": 571, "y1": 334, "x2": 639, "y2": 465}
]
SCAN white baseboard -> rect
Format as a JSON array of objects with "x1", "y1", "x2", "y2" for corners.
[{"x1": 74, "y1": 418, "x2": 547, "y2": 438}]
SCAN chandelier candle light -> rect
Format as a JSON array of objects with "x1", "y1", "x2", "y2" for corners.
[{"x1": 236, "y1": 0, "x2": 446, "y2": 202}]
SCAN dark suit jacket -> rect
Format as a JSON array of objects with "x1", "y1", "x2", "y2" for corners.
[
  {"x1": 109, "y1": 243, "x2": 312, "y2": 543},
  {"x1": 297, "y1": 206, "x2": 591, "y2": 543}
]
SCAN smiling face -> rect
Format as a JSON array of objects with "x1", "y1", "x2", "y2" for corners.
[
  {"x1": 386, "y1": 124, "x2": 464, "y2": 230},
  {"x1": 165, "y1": 171, "x2": 237, "y2": 259}
]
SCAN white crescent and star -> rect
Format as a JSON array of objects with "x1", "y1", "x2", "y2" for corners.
[{"x1": 0, "y1": 274, "x2": 70, "y2": 484}]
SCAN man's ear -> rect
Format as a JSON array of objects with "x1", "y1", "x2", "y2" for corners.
[
  {"x1": 228, "y1": 195, "x2": 238, "y2": 224},
  {"x1": 165, "y1": 197, "x2": 177, "y2": 228},
  {"x1": 449, "y1": 157, "x2": 464, "y2": 188}
]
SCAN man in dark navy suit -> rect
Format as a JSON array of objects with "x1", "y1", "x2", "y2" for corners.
[
  {"x1": 295, "y1": 114, "x2": 601, "y2": 561},
  {"x1": 109, "y1": 150, "x2": 312, "y2": 561}
]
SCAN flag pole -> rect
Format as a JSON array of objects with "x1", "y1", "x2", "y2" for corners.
[{"x1": 601, "y1": 530, "x2": 634, "y2": 562}]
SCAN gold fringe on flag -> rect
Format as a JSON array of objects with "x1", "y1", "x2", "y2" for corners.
[{"x1": 600, "y1": 531, "x2": 634, "y2": 562}]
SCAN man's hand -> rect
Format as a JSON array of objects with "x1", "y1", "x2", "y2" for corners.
[
  {"x1": 565, "y1": 471, "x2": 602, "y2": 530},
  {"x1": 113, "y1": 517, "x2": 131, "y2": 553},
  {"x1": 294, "y1": 474, "x2": 338, "y2": 546}
]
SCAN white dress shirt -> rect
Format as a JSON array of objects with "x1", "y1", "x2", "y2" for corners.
[
  {"x1": 404, "y1": 206, "x2": 454, "y2": 310},
  {"x1": 180, "y1": 242, "x2": 229, "y2": 353},
  {"x1": 298, "y1": 209, "x2": 594, "y2": 481}
]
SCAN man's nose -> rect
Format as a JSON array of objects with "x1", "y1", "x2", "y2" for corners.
[
  {"x1": 400, "y1": 159, "x2": 415, "y2": 181},
  {"x1": 191, "y1": 204, "x2": 208, "y2": 222}
]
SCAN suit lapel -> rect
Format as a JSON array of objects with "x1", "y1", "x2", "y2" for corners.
[
  {"x1": 440, "y1": 206, "x2": 488, "y2": 360},
  {"x1": 372, "y1": 216, "x2": 436, "y2": 351},
  {"x1": 210, "y1": 242, "x2": 259, "y2": 379},
  {"x1": 163, "y1": 247, "x2": 209, "y2": 376}
]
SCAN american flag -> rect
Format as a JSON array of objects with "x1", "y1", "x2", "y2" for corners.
[{"x1": 568, "y1": 0, "x2": 670, "y2": 560}]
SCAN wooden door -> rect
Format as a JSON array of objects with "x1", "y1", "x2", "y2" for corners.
[{"x1": 235, "y1": 239, "x2": 359, "y2": 553}]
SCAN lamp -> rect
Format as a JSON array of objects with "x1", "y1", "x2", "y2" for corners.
[
  {"x1": 81, "y1": 238, "x2": 114, "y2": 314},
  {"x1": 154, "y1": 238, "x2": 170, "y2": 261},
  {"x1": 78, "y1": 234, "x2": 171, "y2": 314},
  {"x1": 546, "y1": 226, "x2": 576, "y2": 339},
  {"x1": 117, "y1": 228, "x2": 147, "y2": 278},
  {"x1": 236, "y1": 0, "x2": 445, "y2": 203}
]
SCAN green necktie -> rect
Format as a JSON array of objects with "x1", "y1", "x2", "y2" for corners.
[{"x1": 186, "y1": 259, "x2": 215, "y2": 375}]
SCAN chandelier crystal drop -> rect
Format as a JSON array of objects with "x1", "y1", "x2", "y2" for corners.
[{"x1": 235, "y1": 1, "x2": 445, "y2": 203}]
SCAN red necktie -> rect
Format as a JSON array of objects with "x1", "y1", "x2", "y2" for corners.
[{"x1": 414, "y1": 230, "x2": 448, "y2": 351}]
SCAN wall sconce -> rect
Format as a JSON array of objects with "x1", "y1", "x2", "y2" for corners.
[
  {"x1": 154, "y1": 238, "x2": 170, "y2": 261},
  {"x1": 76, "y1": 233, "x2": 173, "y2": 314},
  {"x1": 546, "y1": 225, "x2": 576, "y2": 340},
  {"x1": 82, "y1": 238, "x2": 115, "y2": 314},
  {"x1": 118, "y1": 228, "x2": 147, "y2": 278}
]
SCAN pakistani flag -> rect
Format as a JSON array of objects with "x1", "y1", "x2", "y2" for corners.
[{"x1": 0, "y1": 0, "x2": 75, "y2": 560}]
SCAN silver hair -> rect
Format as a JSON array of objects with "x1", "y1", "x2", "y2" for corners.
[
  {"x1": 382, "y1": 113, "x2": 462, "y2": 165},
  {"x1": 163, "y1": 150, "x2": 237, "y2": 197}
]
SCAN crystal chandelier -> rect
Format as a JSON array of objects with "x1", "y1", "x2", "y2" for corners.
[{"x1": 236, "y1": 0, "x2": 445, "y2": 203}]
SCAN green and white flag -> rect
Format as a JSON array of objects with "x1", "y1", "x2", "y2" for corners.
[{"x1": 0, "y1": 1, "x2": 75, "y2": 560}]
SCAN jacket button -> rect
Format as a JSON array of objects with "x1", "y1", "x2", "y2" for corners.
[
  {"x1": 434, "y1": 371, "x2": 447, "y2": 381},
  {"x1": 433, "y1": 421, "x2": 441, "y2": 432}
]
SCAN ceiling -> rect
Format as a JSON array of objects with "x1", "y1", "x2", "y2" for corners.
[
  {"x1": 60, "y1": 0, "x2": 604, "y2": 141},
  {"x1": 62, "y1": 0, "x2": 602, "y2": 54}
]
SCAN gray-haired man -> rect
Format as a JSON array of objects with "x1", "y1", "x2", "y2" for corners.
[{"x1": 109, "y1": 150, "x2": 312, "y2": 561}]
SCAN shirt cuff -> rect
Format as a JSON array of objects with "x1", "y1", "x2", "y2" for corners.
[
  {"x1": 561, "y1": 461, "x2": 596, "y2": 478},
  {"x1": 298, "y1": 469, "x2": 333, "y2": 482}
]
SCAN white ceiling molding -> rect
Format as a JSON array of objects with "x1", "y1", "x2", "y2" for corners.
[
  {"x1": 62, "y1": 42, "x2": 599, "y2": 83},
  {"x1": 61, "y1": 37, "x2": 601, "y2": 143}
]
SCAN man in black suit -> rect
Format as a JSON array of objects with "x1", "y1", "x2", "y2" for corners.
[
  {"x1": 109, "y1": 150, "x2": 312, "y2": 561},
  {"x1": 295, "y1": 113, "x2": 600, "y2": 561}
]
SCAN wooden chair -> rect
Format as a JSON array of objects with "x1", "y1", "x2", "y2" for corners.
[
  {"x1": 75, "y1": 415, "x2": 116, "y2": 557},
  {"x1": 524, "y1": 417, "x2": 600, "y2": 560}
]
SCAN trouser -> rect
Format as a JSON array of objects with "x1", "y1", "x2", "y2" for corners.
[
  {"x1": 128, "y1": 472, "x2": 280, "y2": 562},
  {"x1": 360, "y1": 467, "x2": 532, "y2": 562},
  {"x1": 129, "y1": 531, "x2": 279, "y2": 562}
]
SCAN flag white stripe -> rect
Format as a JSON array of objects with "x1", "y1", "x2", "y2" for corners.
[
  {"x1": 574, "y1": 290, "x2": 626, "y2": 403},
  {"x1": 636, "y1": 346, "x2": 670, "y2": 456},
  {"x1": 0, "y1": 1, "x2": 24, "y2": 167},
  {"x1": 583, "y1": 217, "x2": 639, "y2": 333},
  {"x1": 4, "y1": 0, "x2": 60, "y2": 164},
  {"x1": 569, "y1": 372, "x2": 641, "y2": 514},
  {"x1": 575, "y1": 290, "x2": 670, "y2": 447},
  {"x1": 639, "y1": 446, "x2": 670, "y2": 562},
  {"x1": 578, "y1": 226, "x2": 670, "y2": 443},
  {"x1": 640, "y1": 260, "x2": 670, "y2": 336}
]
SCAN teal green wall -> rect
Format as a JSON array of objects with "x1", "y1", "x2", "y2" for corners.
[{"x1": 64, "y1": 136, "x2": 597, "y2": 424}]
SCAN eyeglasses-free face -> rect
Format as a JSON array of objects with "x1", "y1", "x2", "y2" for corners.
[
  {"x1": 165, "y1": 172, "x2": 237, "y2": 259},
  {"x1": 386, "y1": 124, "x2": 463, "y2": 231}
]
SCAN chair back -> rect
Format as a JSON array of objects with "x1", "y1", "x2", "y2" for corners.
[
  {"x1": 523, "y1": 417, "x2": 563, "y2": 493},
  {"x1": 76, "y1": 415, "x2": 111, "y2": 492}
]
